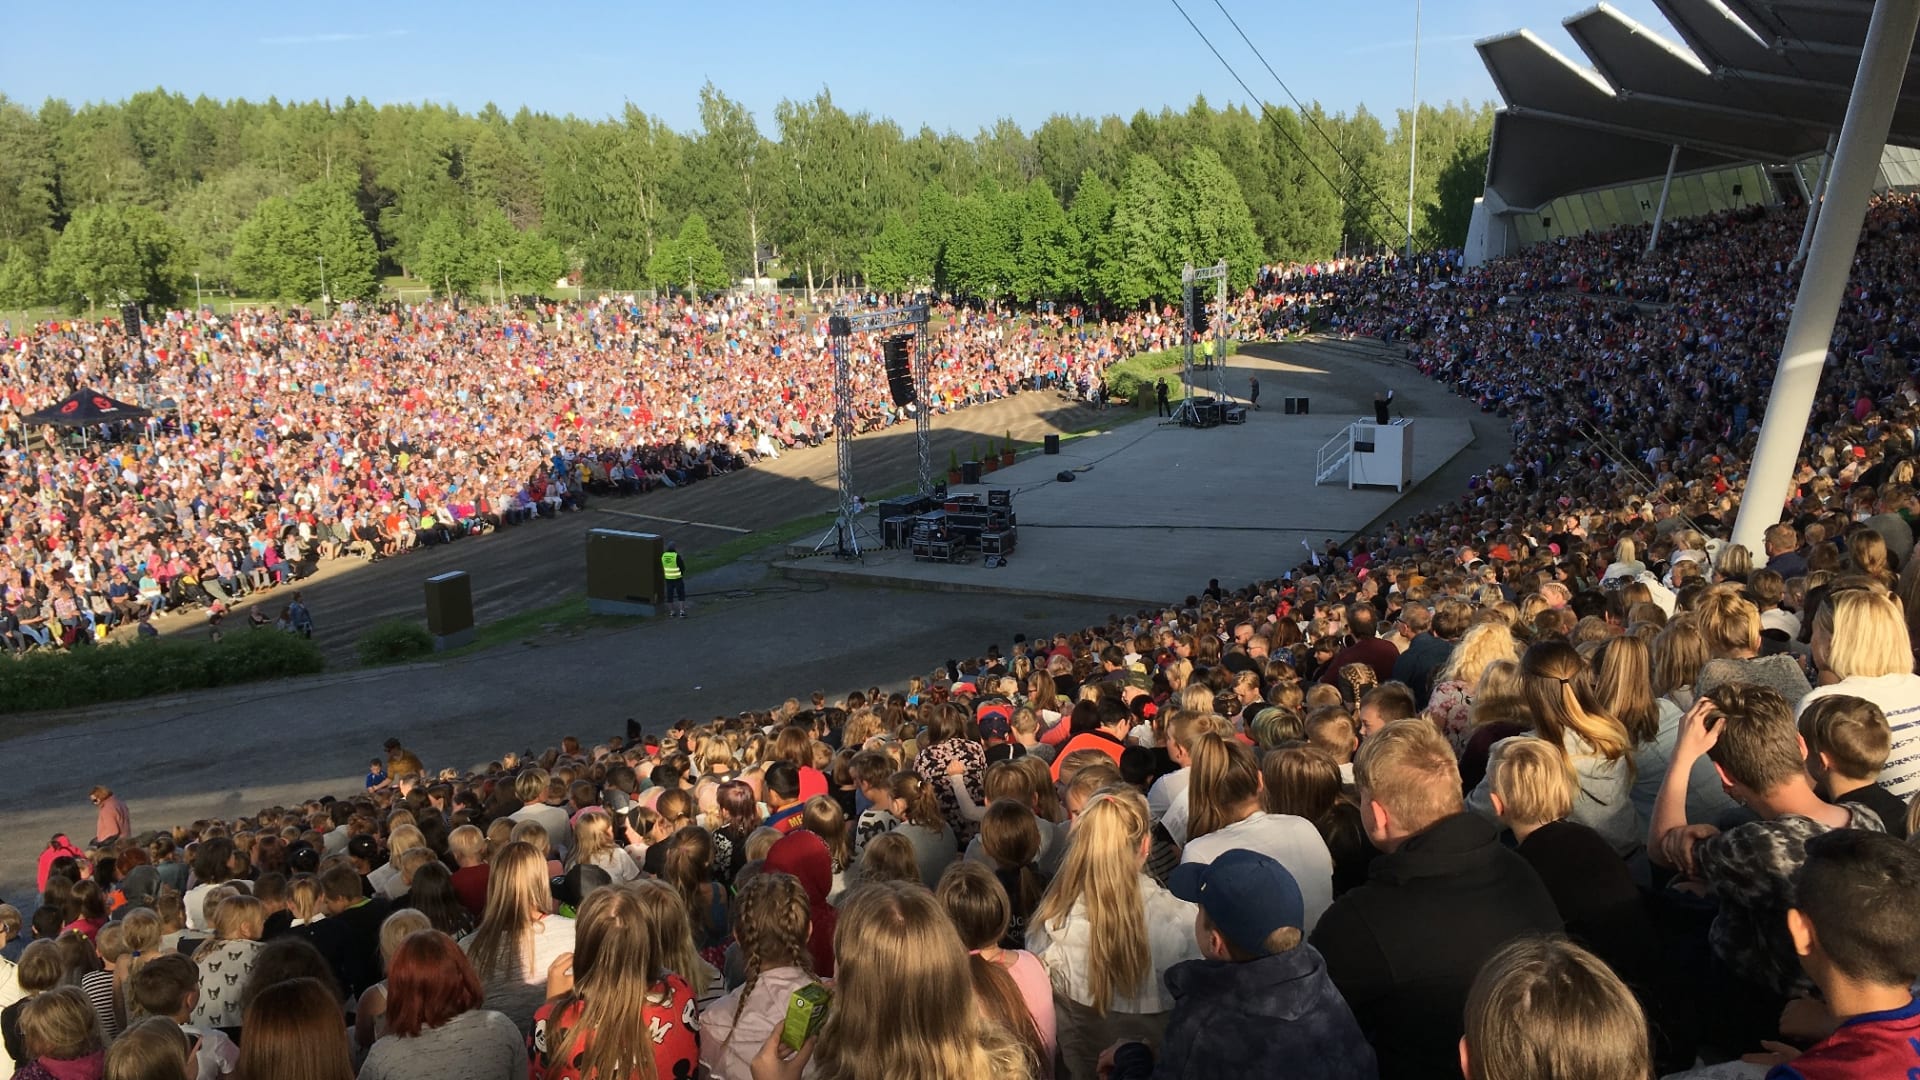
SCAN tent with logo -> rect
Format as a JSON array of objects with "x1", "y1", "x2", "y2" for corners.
[{"x1": 23, "y1": 387, "x2": 152, "y2": 428}]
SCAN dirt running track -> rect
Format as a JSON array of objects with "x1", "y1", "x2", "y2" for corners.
[{"x1": 156, "y1": 388, "x2": 1106, "y2": 666}]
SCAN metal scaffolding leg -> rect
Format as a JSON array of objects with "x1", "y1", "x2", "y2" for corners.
[
  {"x1": 1646, "y1": 144, "x2": 1679, "y2": 253},
  {"x1": 1730, "y1": 0, "x2": 1920, "y2": 557},
  {"x1": 914, "y1": 322, "x2": 931, "y2": 496}
]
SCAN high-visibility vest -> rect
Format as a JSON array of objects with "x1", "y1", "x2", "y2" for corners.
[{"x1": 662, "y1": 551, "x2": 682, "y2": 580}]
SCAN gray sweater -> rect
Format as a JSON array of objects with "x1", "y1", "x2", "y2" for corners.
[
  {"x1": 1695, "y1": 654, "x2": 1813, "y2": 707},
  {"x1": 357, "y1": 1008, "x2": 523, "y2": 1080}
]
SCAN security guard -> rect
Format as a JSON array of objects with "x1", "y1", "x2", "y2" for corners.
[{"x1": 662, "y1": 540, "x2": 687, "y2": 618}]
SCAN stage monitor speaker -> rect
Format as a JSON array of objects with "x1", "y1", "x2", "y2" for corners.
[
  {"x1": 120, "y1": 303, "x2": 141, "y2": 339},
  {"x1": 1043, "y1": 434, "x2": 1060, "y2": 455},
  {"x1": 1297, "y1": 397, "x2": 1309, "y2": 415},
  {"x1": 423, "y1": 571, "x2": 475, "y2": 649},
  {"x1": 585, "y1": 528, "x2": 664, "y2": 616},
  {"x1": 1284, "y1": 398, "x2": 1297, "y2": 415},
  {"x1": 882, "y1": 334, "x2": 915, "y2": 408},
  {"x1": 1057, "y1": 470, "x2": 1076, "y2": 483}
]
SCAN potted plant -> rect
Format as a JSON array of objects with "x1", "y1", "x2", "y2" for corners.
[
  {"x1": 1000, "y1": 431, "x2": 1016, "y2": 468},
  {"x1": 982, "y1": 440, "x2": 998, "y2": 472},
  {"x1": 948, "y1": 449, "x2": 963, "y2": 486}
]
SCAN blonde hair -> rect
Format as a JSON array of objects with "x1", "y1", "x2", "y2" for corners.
[
  {"x1": 1032, "y1": 789, "x2": 1150, "y2": 1015},
  {"x1": 1437, "y1": 620, "x2": 1521, "y2": 689},
  {"x1": 1353, "y1": 718, "x2": 1463, "y2": 834},
  {"x1": 1823, "y1": 588, "x2": 1914, "y2": 679},
  {"x1": 1465, "y1": 937, "x2": 1650, "y2": 1080},
  {"x1": 288, "y1": 875, "x2": 324, "y2": 923},
  {"x1": 810, "y1": 882, "x2": 1034, "y2": 1080},
  {"x1": 542, "y1": 884, "x2": 669, "y2": 1080},
  {"x1": 1186, "y1": 732, "x2": 1260, "y2": 843},
  {"x1": 105, "y1": 1015, "x2": 191, "y2": 1080},
  {"x1": 1522, "y1": 640, "x2": 1633, "y2": 763},
  {"x1": 1468, "y1": 660, "x2": 1529, "y2": 729},
  {"x1": 1693, "y1": 587, "x2": 1761, "y2": 658},
  {"x1": 194, "y1": 895, "x2": 266, "y2": 960},
  {"x1": 378, "y1": 908, "x2": 432, "y2": 966},
  {"x1": 448, "y1": 824, "x2": 488, "y2": 864},
  {"x1": 19, "y1": 986, "x2": 99, "y2": 1061},
  {"x1": 465, "y1": 842, "x2": 552, "y2": 982},
  {"x1": 1489, "y1": 738, "x2": 1577, "y2": 827},
  {"x1": 567, "y1": 809, "x2": 617, "y2": 871}
]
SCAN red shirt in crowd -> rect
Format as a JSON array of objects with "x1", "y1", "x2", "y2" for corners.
[
  {"x1": 1767, "y1": 997, "x2": 1920, "y2": 1080},
  {"x1": 528, "y1": 975, "x2": 699, "y2": 1080}
]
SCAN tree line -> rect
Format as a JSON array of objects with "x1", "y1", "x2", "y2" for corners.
[{"x1": 0, "y1": 85, "x2": 1493, "y2": 311}]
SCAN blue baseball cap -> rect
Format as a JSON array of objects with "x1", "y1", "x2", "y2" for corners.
[{"x1": 1167, "y1": 849, "x2": 1304, "y2": 957}]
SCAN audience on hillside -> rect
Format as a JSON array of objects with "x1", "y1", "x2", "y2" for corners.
[{"x1": 18, "y1": 194, "x2": 1920, "y2": 1080}]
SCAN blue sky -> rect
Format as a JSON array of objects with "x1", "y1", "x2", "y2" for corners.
[{"x1": 3, "y1": 0, "x2": 1673, "y2": 131}]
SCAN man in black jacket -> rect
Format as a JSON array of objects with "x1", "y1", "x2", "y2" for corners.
[{"x1": 1309, "y1": 719, "x2": 1562, "y2": 1079}]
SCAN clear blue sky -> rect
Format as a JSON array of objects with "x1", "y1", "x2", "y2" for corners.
[{"x1": 2, "y1": 0, "x2": 1672, "y2": 131}]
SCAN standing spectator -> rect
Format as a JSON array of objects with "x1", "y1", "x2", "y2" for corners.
[
  {"x1": 1309, "y1": 718, "x2": 1561, "y2": 1078},
  {"x1": 1462, "y1": 937, "x2": 1652, "y2": 1080},
  {"x1": 1799, "y1": 695, "x2": 1910, "y2": 839},
  {"x1": 88, "y1": 788, "x2": 129, "y2": 849},
  {"x1": 357, "y1": 930, "x2": 523, "y2": 1080},
  {"x1": 1028, "y1": 789, "x2": 1199, "y2": 1080},
  {"x1": 529, "y1": 884, "x2": 699, "y2": 1080},
  {"x1": 1799, "y1": 587, "x2": 1920, "y2": 799}
]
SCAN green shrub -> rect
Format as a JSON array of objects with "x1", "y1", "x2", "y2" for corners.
[
  {"x1": 0, "y1": 631, "x2": 326, "y2": 715},
  {"x1": 356, "y1": 619, "x2": 435, "y2": 667},
  {"x1": 1105, "y1": 341, "x2": 1239, "y2": 405}
]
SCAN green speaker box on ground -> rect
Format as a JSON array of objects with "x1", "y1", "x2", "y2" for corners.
[
  {"x1": 586, "y1": 529, "x2": 665, "y2": 616},
  {"x1": 423, "y1": 571, "x2": 475, "y2": 650}
]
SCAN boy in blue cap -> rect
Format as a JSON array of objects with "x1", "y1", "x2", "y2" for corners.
[{"x1": 1103, "y1": 848, "x2": 1377, "y2": 1079}]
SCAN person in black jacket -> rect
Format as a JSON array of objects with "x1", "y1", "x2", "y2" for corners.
[
  {"x1": 297, "y1": 862, "x2": 392, "y2": 1002},
  {"x1": 1104, "y1": 849, "x2": 1377, "y2": 1080},
  {"x1": 1308, "y1": 718, "x2": 1562, "y2": 1079}
]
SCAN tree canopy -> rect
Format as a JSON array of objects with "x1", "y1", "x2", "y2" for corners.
[{"x1": 0, "y1": 86, "x2": 1493, "y2": 310}]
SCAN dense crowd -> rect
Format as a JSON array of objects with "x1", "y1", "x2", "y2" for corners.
[
  {"x1": 0, "y1": 295, "x2": 1227, "y2": 649},
  {"x1": 12, "y1": 194, "x2": 1920, "y2": 1080}
]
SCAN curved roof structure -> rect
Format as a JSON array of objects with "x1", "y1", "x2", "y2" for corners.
[{"x1": 1473, "y1": 0, "x2": 1920, "y2": 216}]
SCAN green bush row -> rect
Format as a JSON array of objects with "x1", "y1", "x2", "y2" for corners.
[
  {"x1": 0, "y1": 631, "x2": 326, "y2": 714},
  {"x1": 356, "y1": 620, "x2": 435, "y2": 667}
]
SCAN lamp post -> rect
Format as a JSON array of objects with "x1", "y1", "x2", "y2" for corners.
[
  {"x1": 317, "y1": 254, "x2": 328, "y2": 318},
  {"x1": 1405, "y1": 0, "x2": 1421, "y2": 261}
]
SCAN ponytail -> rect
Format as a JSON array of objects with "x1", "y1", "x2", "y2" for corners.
[
  {"x1": 888, "y1": 771, "x2": 942, "y2": 829},
  {"x1": 1187, "y1": 731, "x2": 1260, "y2": 843}
]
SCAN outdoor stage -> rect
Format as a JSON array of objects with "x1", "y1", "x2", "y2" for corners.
[{"x1": 776, "y1": 339, "x2": 1495, "y2": 608}]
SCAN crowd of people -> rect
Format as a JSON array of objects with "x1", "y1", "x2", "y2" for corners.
[
  {"x1": 0, "y1": 293, "x2": 1232, "y2": 651},
  {"x1": 10, "y1": 192, "x2": 1920, "y2": 1080}
]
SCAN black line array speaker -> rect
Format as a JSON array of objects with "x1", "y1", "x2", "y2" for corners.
[
  {"x1": 1283, "y1": 397, "x2": 1310, "y2": 414},
  {"x1": 120, "y1": 303, "x2": 141, "y2": 339},
  {"x1": 883, "y1": 334, "x2": 915, "y2": 408}
]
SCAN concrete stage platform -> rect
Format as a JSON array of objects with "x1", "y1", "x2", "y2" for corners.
[{"x1": 776, "y1": 339, "x2": 1493, "y2": 608}]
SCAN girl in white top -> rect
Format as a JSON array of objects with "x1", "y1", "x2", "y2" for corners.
[
  {"x1": 460, "y1": 841, "x2": 576, "y2": 1038},
  {"x1": 566, "y1": 809, "x2": 640, "y2": 883},
  {"x1": 1027, "y1": 788, "x2": 1199, "y2": 1080},
  {"x1": 1177, "y1": 732, "x2": 1335, "y2": 932}
]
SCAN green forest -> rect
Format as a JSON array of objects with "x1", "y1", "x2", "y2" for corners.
[{"x1": 0, "y1": 86, "x2": 1493, "y2": 311}]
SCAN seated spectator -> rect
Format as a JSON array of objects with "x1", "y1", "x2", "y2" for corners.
[
  {"x1": 189, "y1": 895, "x2": 267, "y2": 1030},
  {"x1": 1799, "y1": 694, "x2": 1910, "y2": 839},
  {"x1": 1649, "y1": 685, "x2": 1886, "y2": 1055},
  {"x1": 1179, "y1": 732, "x2": 1335, "y2": 931},
  {"x1": 1028, "y1": 789, "x2": 1199, "y2": 1080},
  {"x1": 297, "y1": 862, "x2": 393, "y2": 1003},
  {"x1": 699, "y1": 873, "x2": 817, "y2": 1080},
  {"x1": 460, "y1": 842, "x2": 574, "y2": 1038},
  {"x1": 882, "y1": 773, "x2": 958, "y2": 889},
  {"x1": 1108, "y1": 849, "x2": 1376, "y2": 1079},
  {"x1": 126, "y1": 952, "x2": 239, "y2": 1080},
  {"x1": 761, "y1": 830, "x2": 838, "y2": 978},
  {"x1": 10, "y1": 986, "x2": 103, "y2": 1080},
  {"x1": 1309, "y1": 718, "x2": 1561, "y2": 1078},
  {"x1": 530, "y1": 884, "x2": 698, "y2": 1080},
  {"x1": 232, "y1": 977, "x2": 351, "y2": 1080},
  {"x1": 102, "y1": 1015, "x2": 192, "y2": 1080},
  {"x1": 1692, "y1": 587, "x2": 1813, "y2": 704},
  {"x1": 1755, "y1": 831, "x2": 1920, "y2": 1078},
  {"x1": 1462, "y1": 937, "x2": 1652, "y2": 1080},
  {"x1": 352, "y1": 908, "x2": 431, "y2": 1051},
  {"x1": 357, "y1": 930, "x2": 522, "y2": 1080},
  {"x1": 934, "y1": 863, "x2": 1053, "y2": 1072},
  {"x1": 746, "y1": 881, "x2": 1033, "y2": 1080}
]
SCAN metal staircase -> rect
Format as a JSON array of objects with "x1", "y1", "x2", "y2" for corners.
[{"x1": 1316, "y1": 428, "x2": 1352, "y2": 485}]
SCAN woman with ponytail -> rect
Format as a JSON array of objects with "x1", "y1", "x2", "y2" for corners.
[
  {"x1": 1027, "y1": 789, "x2": 1198, "y2": 1080},
  {"x1": 1180, "y1": 731, "x2": 1335, "y2": 930},
  {"x1": 1468, "y1": 638, "x2": 1643, "y2": 855},
  {"x1": 885, "y1": 771, "x2": 958, "y2": 887},
  {"x1": 937, "y1": 861, "x2": 1055, "y2": 1076}
]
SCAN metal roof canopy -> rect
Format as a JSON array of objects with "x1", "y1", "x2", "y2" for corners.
[{"x1": 1477, "y1": 0, "x2": 1920, "y2": 212}]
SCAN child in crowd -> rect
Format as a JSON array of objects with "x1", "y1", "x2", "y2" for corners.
[
  {"x1": 128, "y1": 953, "x2": 240, "y2": 1080},
  {"x1": 1462, "y1": 936, "x2": 1651, "y2": 1080},
  {"x1": 1797, "y1": 695, "x2": 1909, "y2": 839}
]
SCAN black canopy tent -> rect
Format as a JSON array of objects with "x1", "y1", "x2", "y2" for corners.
[{"x1": 24, "y1": 387, "x2": 153, "y2": 428}]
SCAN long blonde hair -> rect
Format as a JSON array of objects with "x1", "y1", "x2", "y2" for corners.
[
  {"x1": 465, "y1": 842, "x2": 552, "y2": 981},
  {"x1": 567, "y1": 810, "x2": 617, "y2": 871},
  {"x1": 1437, "y1": 621, "x2": 1520, "y2": 688},
  {"x1": 809, "y1": 882, "x2": 1034, "y2": 1080},
  {"x1": 543, "y1": 885, "x2": 668, "y2": 1080},
  {"x1": 1185, "y1": 732, "x2": 1260, "y2": 844},
  {"x1": 1031, "y1": 789, "x2": 1150, "y2": 1015},
  {"x1": 718, "y1": 873, "x2": 813, "y2": 1062},
  {"x1": 1521, "y1": 640, "x2": 1633, "y2": 762}
]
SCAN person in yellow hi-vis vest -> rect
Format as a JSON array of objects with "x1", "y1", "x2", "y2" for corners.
[{"x1": 662, "y1": 540, "x2": 687, "y2": 618}]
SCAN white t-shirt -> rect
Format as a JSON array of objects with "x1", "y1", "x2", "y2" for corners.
[
  {"x1": 1799, "y1": 673, "x2": 1920, "y2": 799},
  {"x1": 1178, "y1": 812, "x2": 1336, "y2": 933},
  {"x1": 1147, "y1": 768, "x2": 1189, "y2": 824}
]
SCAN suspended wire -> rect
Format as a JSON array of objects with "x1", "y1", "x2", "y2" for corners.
[
  {"x1": 1205, "y1": 0, "x2": 1416, "y2": 243},
  {"x1": 1165, "y1": 0, "x2": 1399, "y2": 251}
]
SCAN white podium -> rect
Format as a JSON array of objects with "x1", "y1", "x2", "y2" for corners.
[{"x1": 1316, "y1": 417, "x2": 1414, "y2": 491}]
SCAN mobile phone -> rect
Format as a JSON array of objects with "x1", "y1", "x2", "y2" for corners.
[{"x1": 780, "y1": 983, "x2": 831, "y2": 1051}]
